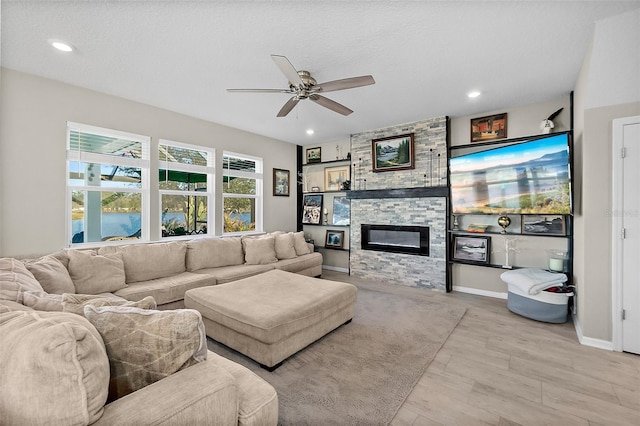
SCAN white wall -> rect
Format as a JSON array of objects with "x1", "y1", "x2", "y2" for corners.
[
  {"x1": 572, "y1": 8, "x2": 640, "y2": 342},
  {"x1": 0, "y1": 69, "x2": 298, "y2": 258}
]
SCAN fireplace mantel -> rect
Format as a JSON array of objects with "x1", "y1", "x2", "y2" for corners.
[{"x1": 346, "y1": 187, "x2": 448, "y2": 200}]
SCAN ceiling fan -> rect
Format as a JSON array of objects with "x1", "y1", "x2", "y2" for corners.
[{"x1": 227, "y1": 55, "x2": 375, "y2": 117}]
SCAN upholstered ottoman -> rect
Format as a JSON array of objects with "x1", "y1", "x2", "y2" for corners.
[{"x1": 184, "y1": 269, "x2": 357, "y2": 370}]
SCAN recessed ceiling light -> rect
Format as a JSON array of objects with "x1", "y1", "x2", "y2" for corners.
[
  {"x1": 49, "y1": 40, "x2": 73, "y2": 52},
  {"x1": 467, "y1": 91, "x2": 481, "y2": 98},
  {"x1": 306, "y1": 129, "x2": 315, "y2": 135}
]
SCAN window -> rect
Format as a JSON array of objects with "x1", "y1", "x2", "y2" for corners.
[
  {"x1": 66, "y1": 122, "x2": 150, "y2": 245},
  {"x1": 222, "y1": 152, "x2": 263, "y2": 234},
  {"x1": 159, "y1": 140, "x2": 214, "y2": 238}
]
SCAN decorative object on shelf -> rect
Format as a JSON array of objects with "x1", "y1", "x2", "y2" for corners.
[
  {"x1": 452, "y1": 215, "x2": 460, "y2": 231},
  {"x1": 341, "y1": 180, "x2": 351, "y2": 190},
  {"x1": 272, "y1": 168, "x2": 290, "y2": 196},
  {"x1": 466, "y1": 223, "x2": 489, "y2": 233},
  {"x1": 323, "y1": 208, "x2": 328, "y2": 225},
  {"x1": 470, "y1": 113, "x2": 507, "y2": 143},
  {"x1": 325, "y1": 230, "x2": 345, "y2": 249},
  {"x1": 452, "y1": 235, "x2": 491, "y2": 264},
  {"x1": 332, "y1": 196, "x2": 350, "y2": 225},
  {"x1": 540, "y1": 107, "x2": 563, "y2": 134},
  {"x1": 306, "y1": 147, "x2": 321, "y2": 163},
  {"x1": 324, "y1": 165, "x2": 350, "y2": 191},
  {"x1": 297, "y1": 171, "x2": 310, "y2": 192},
  {"x1": 497, "y1": 215, "x2": 511, "y2": 234},
  {"x1": 493, "y1": 236, "x2": 520, "y2": 269},
  {"x1": 547, "y1": 250, "x2": 568, "y2": 272},
  {"x1": 302, "y1": 194, "x2": 323, "y2": 224},
  {"x1": 311, "y1": 186, "x2": 320, "y2": 192},
  {"x1": 336, "y1": 145, "x2": 341, "y2": 160},
  {"x1": 371, "y1": 133, "x2": 415, "y2": 172},
  {"x1": 521, "y1": 215, "x2": 566, "y2": 236}
]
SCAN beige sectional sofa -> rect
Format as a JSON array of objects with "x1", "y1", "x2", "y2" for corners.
[{"x1": 0, "y1": 231, "x2": 322, "y2": 425}]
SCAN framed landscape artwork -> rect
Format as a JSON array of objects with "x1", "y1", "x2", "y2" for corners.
[
  {"x1": 372, "y1": 133, "x2": 415, "y2": 172},
  {"x1": 306, "y1": 147, "x2": 321, "y2": 163},
  {"x1": 302, "y1": 194, "x2": 323, "y2": 224},
  {"x1": 521, "y1": 215, "x2": 566, "y2": 236},
  {"x1": 325, "y1": 230, "x2": 345, "y2": 249},
  {"x1": 470, "y1": 113, "x2": 507, "y2": 142},
  {"x1": 452, "y1": 235, "x2": 491, "y2": 264},
  {"x1": 324, "y1": 165, "x2": 350, "y2": 191},
  {"x1": 272, "y1": 168, "x2": 290, "y2": 196},
  {"x1": 332, "y1": 196, "x2": 350, "y2": 225}
]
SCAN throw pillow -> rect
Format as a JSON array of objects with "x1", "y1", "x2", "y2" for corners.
[
  {"x1": 185, "y1": 237, "x2": 244, "y2": 271},
  {"x1": 292, "y1": 231, "x2": 312, "y2": 255},
  {"x1": 24, "y1": 255, "x2": 75, "y2": 294},
  {"x1": 242, "y1": 236, "x2": 278, "y2": 265},
  {"x1": 98, "y1": 242, "x2": 186, "y2": 283},
  {"x1": 274, "y1": 233, "x2": 297, "y2": 260},
  {"x1": 0, "y1": 310, "x2": 109, "y2": 425},
  {"x1": 63, "y1": 294, "x2": 157, "y2": 316},
  {"x1": 67, "y1": 250, "x2": 127, "y2": 294},
  {"x1": 83, "y1": 306, "x2": 207, "y2": 402},
  {"x1": 0, "y1": 258, "x2": 44, "y2": 303}
]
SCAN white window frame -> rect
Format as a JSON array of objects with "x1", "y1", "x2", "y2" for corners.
[
  {"x1": 159, "y1": 139, "x2": 215, "y2": 240},
  {"x1": 66, "y1": 122, "x2": 150, "y2": 247},
  {"x1": 222, "y1": 151, "x2": 263, "y2": 235}
]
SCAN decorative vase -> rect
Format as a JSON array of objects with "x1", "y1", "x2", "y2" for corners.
[
  {"x1": 497, "y1": 215, "x2": 511, "y2": 234},
  {"x1": 452, "y1": 215, "x2": 459, "y2": 231}
]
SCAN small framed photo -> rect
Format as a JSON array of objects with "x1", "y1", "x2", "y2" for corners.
[
  {"x1": 272, "y1": 168, "x2": 290, "y2": 196},
  {"x1": 452, "y1": 235, "x2": 491, "y2": 264},
  {"x1": 470, "y1": 113, "x2": 507, "y2": 143},
  {"x1": 521, "y1": 215, "x2": 566, "y2": 236},
  {"x1": 325, "y1": 230, "x2": 345, "y2": 249},
  {"x1": 372, "y1": 133, "x2": 415, "y2": 172},
  {"x1": 324, "y1": 165, "x2": 350, "y2": 191},
  {"x1": 302, "y1": 194, "x2": 323, "y2": 224},
  {"x1": 306, "y1": 147, "x2": 321, "y2": 163}
]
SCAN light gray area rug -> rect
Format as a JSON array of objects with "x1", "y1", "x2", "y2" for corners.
[{"x1": 207, "y1": 282, "x2": 466, "y2": 426}]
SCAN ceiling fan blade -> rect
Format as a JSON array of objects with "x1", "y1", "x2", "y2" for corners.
[
  {"x1": 277, "y1": 97, "x2": 300, "y2": 117},
  {"x1": 314, "y1": 75, "x2": 375, "y2": 93},
  {"x1": 271, "y1": 55, "x2": 304, "y2": 86},
  {"x1": 309, "y1": 94, "x2": 353, "y2": 116},
  {"x1": 227, "y1": 88, "x2": 293, "y2": 93}
]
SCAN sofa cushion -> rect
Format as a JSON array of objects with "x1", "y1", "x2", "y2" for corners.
[
  {"x1": 0, "y1": 299, "x2": 35, "y2": 313},
  {"x1": 22, "y1": 291, "x2": 64, "y2": 311},
  {"x1": 273, "y1": 252, "x2": 323, "y2": 274},
  {"x1": 194, "y1": 263, "x2": 274, "y2": 284},
  {"x1": 186, "y1": 237, "x2": 244, "y2": 271},
  {"x1": 67, "y1": 250, "x2": 127, "y2": 294},
  {"x1": 292, "y1": 231, "x2": 312, "y2": 255},
  {"x1": 99, "y1": 242, "x2": 187, "y2": 283},
  {"x1": 0, "y1": 258, "x2": 45, "y2": 303},
  {"x1": 274, "y1": 233, "x2": 297, "y2": 260},
  {"x1": 242, "y1": 236, "x2": 278, "y2": 265},
  {"x1": 63, "y1": 294, "x2": 156, "y2": 316},
  {"x1": 23, "y1": 255, "x2": 76, "y2": 294},
  {"x1": 0, "y1": 310, "x2": 109, "y2": 425},
  {"x1": 84, "y1": 306, "x2": 207, "y2": 402},
  {"x1": 113, "y1": 272, "x2": 216, "y2": 305}
]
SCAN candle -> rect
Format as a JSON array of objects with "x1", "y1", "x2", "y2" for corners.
[
  {"x1": 323, "y1": 208, "x2": 328, "y2": 214},
  {"x1": 549, "y1": 258, "x2": 564, "y2": 272}
]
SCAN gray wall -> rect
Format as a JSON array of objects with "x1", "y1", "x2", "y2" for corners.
[{"x1": 0, "y1": 69, "x2": 298, "y2": 258}]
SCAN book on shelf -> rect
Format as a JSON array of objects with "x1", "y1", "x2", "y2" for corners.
[{"x1": 467, "y1": 224, "x2": 490, "y2": 233}]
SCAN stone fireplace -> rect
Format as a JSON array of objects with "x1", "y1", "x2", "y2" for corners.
[{"x1": 347, "y1": 116, "x2": 448, "y2": 291}]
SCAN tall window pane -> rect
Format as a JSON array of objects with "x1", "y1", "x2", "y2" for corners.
[{"x1": 222, "y1": 152, "x2": 262, "y2": 234}]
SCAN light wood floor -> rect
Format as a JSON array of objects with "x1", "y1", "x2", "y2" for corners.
[{"x1": 321, "y1": 270, "x2": 640, "y2": 426}]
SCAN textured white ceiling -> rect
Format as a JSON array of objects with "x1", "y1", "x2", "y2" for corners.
[{"x1": 2, "y1": 1, "x2": 639, "y2": 145}]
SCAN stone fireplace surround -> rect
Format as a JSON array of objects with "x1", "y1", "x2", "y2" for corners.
[{"x1": 347, "y1": 116, "x2": 448, "y2": 291}]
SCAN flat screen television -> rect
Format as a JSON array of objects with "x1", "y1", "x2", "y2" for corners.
[{"x1": 450, "y1": 132, "x2": 572, "y2": 214}]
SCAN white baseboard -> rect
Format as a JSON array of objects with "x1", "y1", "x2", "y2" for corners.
[
  {"x1": 322, "y1": 265, "x2": 349, "y2": 273},
  {"x1": 572, "y1": 312, "x2": 614, "y2": 351},
  {"x1": 453, "y1": 286, "x2": 508, "y2": 300}
]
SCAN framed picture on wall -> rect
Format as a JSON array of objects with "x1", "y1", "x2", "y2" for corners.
[
  {"x1": 452, "y1": 235, "x2": 491, "y2": 264},
  {"x1": 332, "y1": 196, "x2": 350, "y2": 225},
  {"x1": 470, "y1": 113, "x2": 507, "y2": 142},
  {"x1": 324, "y1": 165, "x2": 350, "y2": 191},
  {"x1": 272, "y1": 168, "x2": 290, "y2": 196},
  {"x1": 325, "y1": 230, "x2": 345, "y2": 249},
  {"x1": 306, "y1": 147, "x2": 321, "y2": 163},
  {"x1": 371, "y1": 133, "x2": 415, "y2": 172},
  {"x1": 302, "y1": 194, "x2": 323, "y2": 224},
  {"x1": 521, "y1": 215, "x2": 566, "y2": 236}
]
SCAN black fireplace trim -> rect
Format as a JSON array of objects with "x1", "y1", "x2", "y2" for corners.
[{"x1": 361, "y1": 224, "x2": 430, "y2": 256}]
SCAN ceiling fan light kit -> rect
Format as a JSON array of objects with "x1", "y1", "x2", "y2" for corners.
[{"x1": 227, "y1": 54, "x2": 375, "y2": 117}]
